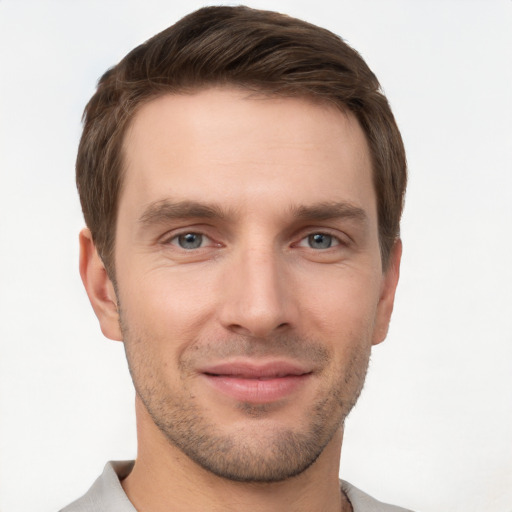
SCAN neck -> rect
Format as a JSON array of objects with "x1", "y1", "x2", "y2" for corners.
[{"x1": 121, "y1": 398, "x2": 351, "y2": 512}]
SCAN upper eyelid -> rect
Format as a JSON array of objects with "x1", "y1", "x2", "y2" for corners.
[
  {"x1": 292, "y1": 226, "x2": 352, "y2": 245},
  {"x1": 295, "y1": 233, "x2": 345, "y2": 248},
  {"x1": 166, "y1": 232, "x2": 210, "y2": 246},
  {"x1": 157, "y1": 225, "x2": 351, "y2": 246},
  {"x1": 158, "y1": 225, "x2": 214, "y2": 242}
]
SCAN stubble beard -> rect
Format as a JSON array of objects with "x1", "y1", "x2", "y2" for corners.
[{"x1": 121, "y1": 316, "x2": 371, "y2": 483}]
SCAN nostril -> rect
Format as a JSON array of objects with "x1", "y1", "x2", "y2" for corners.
[
  {"x1": 228, "y1": 324, "x2": 251, "y2": 336},
  {"x1": 226, "y1": 322, "x2": 289, "y2": 338}
]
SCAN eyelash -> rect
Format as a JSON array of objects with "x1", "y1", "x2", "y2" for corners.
[
  {"x1": 163, "y1": 230, "x2": 347, "y2": 251},
  {"x1": 166, "y1": 231, "x2": 217, "y2": 250},
  {"x1": 296, "y1": 232, "x2": 342, "y2": 250}
]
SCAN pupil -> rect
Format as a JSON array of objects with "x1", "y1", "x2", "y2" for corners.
[
  {"x1": 179, "y1": 233, "x2": 202, "y2": 249},
  {"x1": 309, "y1": 233, "x2": 331, "y2": 249}
]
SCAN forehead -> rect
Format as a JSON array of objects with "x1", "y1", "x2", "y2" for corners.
[{"x1": 119, "y1": 87, "x2": 375, "y2": 221}]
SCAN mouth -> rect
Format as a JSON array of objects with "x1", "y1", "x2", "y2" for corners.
[{"x1": 199, "y1": 361, "x2": 313, "y2": 404}]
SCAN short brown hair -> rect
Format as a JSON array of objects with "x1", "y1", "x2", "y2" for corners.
[{"x1": 77, "y1": 5, "x2": 406, "y2": 276}]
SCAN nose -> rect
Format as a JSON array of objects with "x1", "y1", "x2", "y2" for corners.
[{"x1": 218, "y1": 245, "x2": 297, "y2": 339}]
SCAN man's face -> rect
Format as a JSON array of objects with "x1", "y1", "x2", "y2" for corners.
[{"x1": 106, "y1": 88, "x2": 399, "y2": 482}]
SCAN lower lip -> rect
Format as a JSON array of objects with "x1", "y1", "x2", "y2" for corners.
[{"x1": 203, "y1": 374, "x2": 311, "y2": 403}]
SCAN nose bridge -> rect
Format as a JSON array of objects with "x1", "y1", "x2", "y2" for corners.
[{"x1": 219, "y1": 238, "x2": 293, "y2": 337}]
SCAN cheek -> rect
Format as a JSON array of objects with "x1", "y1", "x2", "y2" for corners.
[
  {"x1": 302, "y1": 267, "x2": 381, "y2": 340},
  {"x1": 118, "y1": 266, "x2": 219, "y2": 359}
]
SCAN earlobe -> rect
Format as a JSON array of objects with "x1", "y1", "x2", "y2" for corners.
[
  {"x1": 372, "y1": 239, "x2": 402, "y2": 346},
  {"x1": 79, "y1": 228, "x2": 123, "y2": 341}
]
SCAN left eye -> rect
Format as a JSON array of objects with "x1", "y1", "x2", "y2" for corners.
[
  {"x1": 171, "y1": 232, "x2": 208, "y2": 250},
  {"x1": 299, "y1": 233, "x2": 339, "y2": 249}
]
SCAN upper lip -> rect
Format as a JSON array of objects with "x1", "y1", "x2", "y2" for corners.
[{"x1": 199, "y1": 360, "x2": 311, "y2": 379}]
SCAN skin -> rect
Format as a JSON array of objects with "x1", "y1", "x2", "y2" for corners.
[{"x1": 80, "y1": 87, "x2": 401, "y2": 512}]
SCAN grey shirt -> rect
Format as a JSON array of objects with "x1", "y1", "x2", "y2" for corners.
[{"x1": 60, "y1": 461, "x2": 413, "y2": 512}]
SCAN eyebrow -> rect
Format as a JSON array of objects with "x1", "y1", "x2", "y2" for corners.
[
  {"x1": 290, "y1": 201, "x2": 368, "y2": 224},
  {"x1": 138, "y1": 199, "x2": 368, "y2": 226},
  {"x1": 138, "y1": 200, "x2": 228, "y2": 226}
]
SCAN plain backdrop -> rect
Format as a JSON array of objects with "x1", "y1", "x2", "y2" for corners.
[{"x1": 0, "y1": 1, "x2": 511, "y2": 511}]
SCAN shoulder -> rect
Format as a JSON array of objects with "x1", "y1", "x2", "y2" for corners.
[
  {"x1": 341, "y1": 480, "x2": 415, "y2": 512},
  {"x1": 59, "y1": 461, "x2": 135, "y2": 512}
]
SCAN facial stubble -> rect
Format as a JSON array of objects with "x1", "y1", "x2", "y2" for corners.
[{"x1": 120, "y1": 311, "x2": 371, "y2": 483}]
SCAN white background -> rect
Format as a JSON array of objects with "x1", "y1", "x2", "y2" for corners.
[{"x1": 0, "y1": 1, "x2": 511, "y2": 511}]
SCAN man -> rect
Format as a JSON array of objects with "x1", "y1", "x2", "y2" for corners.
[{"x1": 63, "y1": 5, "x2": 409, "y2": 511}]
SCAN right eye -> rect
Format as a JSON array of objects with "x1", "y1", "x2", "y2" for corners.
[{"x1": 169, "y1": 232, "x2": 209, "y2": 250}]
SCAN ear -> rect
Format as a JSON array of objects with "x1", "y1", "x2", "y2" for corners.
[
  {"x1": 372, "y1": 239, "x2": 402, "y2": 346},
  {"x1": 79, "y1": 228, "x2": 123, "y2": 341}
]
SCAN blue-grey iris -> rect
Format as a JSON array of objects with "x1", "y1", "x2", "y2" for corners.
[
  {"x1": 178, "y1": 233, "x2": 203, "y2": 249},
  {"x1": 308, "y1": 233, "x2": 333, "y2": 249}
]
